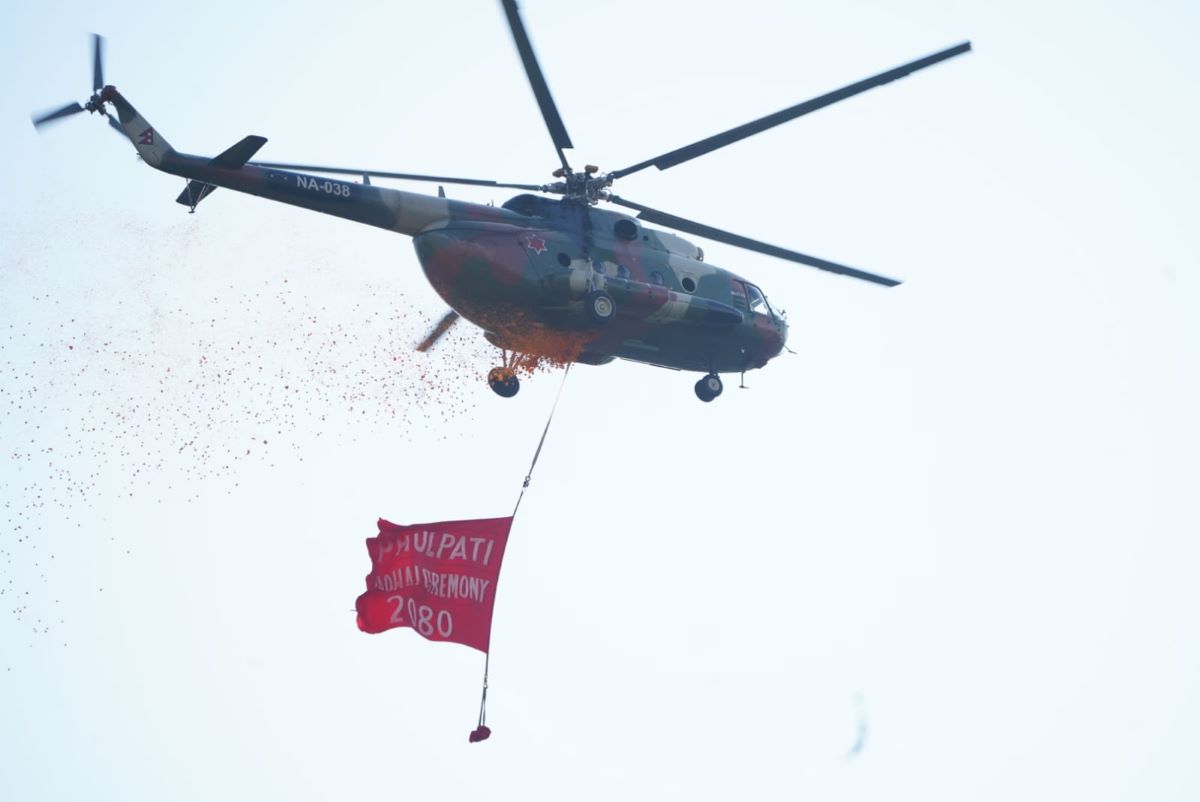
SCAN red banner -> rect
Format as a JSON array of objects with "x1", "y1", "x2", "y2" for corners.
[{"x1": 355, "y1": 517, "x2": 512, "y2": 653}]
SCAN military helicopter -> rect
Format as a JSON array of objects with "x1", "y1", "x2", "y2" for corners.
[{"x1": 31, "y1": 4, "x2": 970, "y2": 402}]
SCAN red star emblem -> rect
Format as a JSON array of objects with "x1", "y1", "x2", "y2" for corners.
[{"x1": 524, "y1": 234, "x2": 547, "y2": 254}]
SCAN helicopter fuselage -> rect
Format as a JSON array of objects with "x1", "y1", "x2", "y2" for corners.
[
  {"x1": 102, "y1": 87, "x2": 788, "y2": 377},
  {"x1": 415, "y1": 195, "x2": 788, "y2": 373}
]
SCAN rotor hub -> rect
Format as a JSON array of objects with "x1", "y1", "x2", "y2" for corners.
[
  {"x1": 543, "y1": 167, "x2": 614, "y2": 205},
  {"x1": 82, "y1": 85, "x2": 117, "y2": 116}
]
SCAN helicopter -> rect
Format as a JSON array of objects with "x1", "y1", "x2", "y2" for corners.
[{"x1": 31, "y1": 3, "x2": 970, "y2": 402}]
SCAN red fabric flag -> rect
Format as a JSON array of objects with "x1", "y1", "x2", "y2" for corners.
[{"x1": 356, "y1": 517, "x2": 512, "y2": 653}]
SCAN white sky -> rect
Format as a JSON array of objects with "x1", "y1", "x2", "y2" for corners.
[{"x1": 3, "y1": 1, "x2": 1198, "y2": 799}]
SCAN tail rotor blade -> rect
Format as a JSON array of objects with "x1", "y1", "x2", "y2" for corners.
[
  {"x1": 32, "y1": 102, "x2": 85, "y2": 130},
  {"x1": 416, "y1": 310, "x2": 461, "y2": 352},
  {"x1": 92, "y1": 33, "x2": 105, "y2": 91}
]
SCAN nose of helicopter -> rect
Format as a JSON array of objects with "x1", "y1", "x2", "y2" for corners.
[
  {"x1": 766, "y1": 316, "x2": 788, "y2": 362},
  {"x1": 750, "y1": 312, "x2": 788, "y2": 367}
]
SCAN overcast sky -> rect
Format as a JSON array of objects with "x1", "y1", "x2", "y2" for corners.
[{"x1": 3, "y1": 1, "x2": 1198, "y2": 800}]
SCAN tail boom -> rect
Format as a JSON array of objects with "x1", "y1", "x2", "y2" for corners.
[{"x1": 100, "y1": 87, "x2": 454, "y2": 236}]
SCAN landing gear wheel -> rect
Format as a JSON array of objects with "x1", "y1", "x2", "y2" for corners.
[
  {"x1": 694, "y1": 373, "x2": 723, "y2": 402},
  {"x1": 585, "y1": 290, "x2": 616, "y2": 324},
  {"x1": 487, "y1": 367, "x2": 520, "y2": 398}
]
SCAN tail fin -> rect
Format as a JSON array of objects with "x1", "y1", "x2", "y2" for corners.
[{"x1": 100, "y1": 86, "x2": 174, "y2": 167}]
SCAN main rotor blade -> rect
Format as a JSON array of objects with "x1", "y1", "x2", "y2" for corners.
[
  {"x1": 92, "y1": 33, "x2": 105, "y2": 91},
  {"x1": 248, "y1": 161, "x2": 544, "y2": 191},
  {"x1": 500, "y1": 0, "x2": 573, "y2": 172},
  {"x1": 608, "y1": 196, "x2": 901, "y2": 286},
  {"x1": 416, "y1": 311, "x2": 461, "y2": 352},
  {"x1": 31, "y1": 102, "x2": 85, "y2": 129},
  {"x1": 611, "y1": 42, "x2": 972, "y2": 180}
]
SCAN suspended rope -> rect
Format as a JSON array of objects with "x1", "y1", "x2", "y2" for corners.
[
  {"x1": 470, "y1": 363, "x2": 572, "y2": 743},
  {"x1": 469, "y1": 652, "x2": 491, "y2": 743},
  {"x1": 512, "y1": 362, "x2": 572, "y2": 518}
]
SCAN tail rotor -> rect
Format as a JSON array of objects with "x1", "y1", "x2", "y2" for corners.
[{"x1": 31, "y1": 34, "x2": 116, "y2": 132}]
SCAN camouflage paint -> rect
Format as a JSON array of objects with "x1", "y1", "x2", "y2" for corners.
[{"x1": 101, "y1": 87, "x2": 788, "y2": 376}]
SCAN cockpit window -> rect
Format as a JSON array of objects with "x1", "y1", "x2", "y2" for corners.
[{"x1": 745, "y1": 283, "x2": 772, "y2": 318}]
